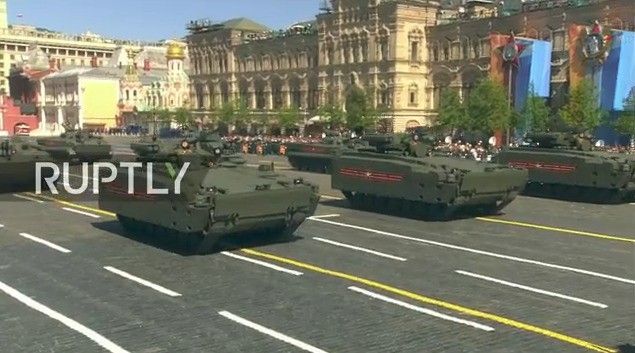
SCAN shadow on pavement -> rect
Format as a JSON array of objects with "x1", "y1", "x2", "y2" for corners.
[
  {"x1": 319, "y1": 198, "x2": 506, "y2": 222},
  {"x1": 91, "y1": 220, "x2": 302, "y2": 257},
  {"x1": 617, "y1": 344, "x2": 635, "y2": 353}
]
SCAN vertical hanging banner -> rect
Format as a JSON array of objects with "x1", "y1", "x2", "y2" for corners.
[
  {"x1": 570, "y1": 21, "x2": 635, "y2": 143},
  {"x1": 490, "y1": 33, "x2": 552, "y2": 139}
]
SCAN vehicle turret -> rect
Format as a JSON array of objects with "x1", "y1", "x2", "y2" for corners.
[
  {"x1": 35, "y1": 121, "x2": 112, "y2": 162},
  {"x1": 361, "y1": 132, "x2": 435, "y2": 156},
  {"x1": 522, "y1": 132, "x2": 593, "y2": 151}
]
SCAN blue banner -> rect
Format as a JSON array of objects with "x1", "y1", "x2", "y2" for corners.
[
  {"x1": 593, "y1": 30, "x2": 635, "y2": 144},
  {"x1": 514, "y1": 38, "x2": 552, "y2": 137}
]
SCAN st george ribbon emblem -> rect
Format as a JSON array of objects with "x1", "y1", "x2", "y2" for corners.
[
  {"x1": 581, "y1": 20, "x2": 612, "y2": 64},
  {"x1": 501, "y1": 32, "x2": 525, "y2": 67}
]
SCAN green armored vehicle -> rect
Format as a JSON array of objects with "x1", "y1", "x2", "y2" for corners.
[
  {"x1": 99, "y1": 130, "x2": 321, "y2": 254},
  {"x1": 285, "y1": 132, "x2": 366, "y2": 173},
  {"x1": 0, "y1": 137, "x2": 70, "y2": 192},
  {"x1": 493, "y1": 132, "x2": 635, "y2": 203},
  {"x1": 36, "y1": 122, "x2": 112, "y2": 162},
  {"x1": 331, "y1": 133, "x2": 528, "y2": 219}
]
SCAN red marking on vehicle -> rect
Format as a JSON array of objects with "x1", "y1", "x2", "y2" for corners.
[
  {"x1": 508, "y1": 161, "x2": 576, "y2": 172},
  {"x1": 301, "y1": 146, "x2": 328, "y2": 154},
  {"x1": 339, "y1": 167, "x2": 403, "y2": 182},
  {"x1": 102, "y1": 184, "x2": 158, "y2": 200}
]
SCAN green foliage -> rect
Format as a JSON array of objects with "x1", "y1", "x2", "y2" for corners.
[
  {"x1": 156, "y1": 108, "x2": 172, "y2": 123},
  {"x1": 172, "y1": 107, "x2": 193, "y2": 128},
  {"x1": 612, "y1": 88, "x2": 635, "y2": 136},
  {"x1": 435, "y1": 88, "x2": 465, "y2": 129},
  {"x1": 216, "y1": 99, "x2": 248, "y2": 126},
  {"x1": 316, "y1": 103, "x2": 346, "y2": 129},
  {"x1": 519, "y1": 86, "x2": 551, "y2": 132},
  {"x1": 559, "y1": 78, "x2": 606, "y2": 133},
  {"x1": 344, "y1": 87, "x2": 380, "y2": 133},
  {"x1": 465, "y1": 78, "x2": 512, "y2": 132},
  {"x1": 275, "y1": 107, "x2": 302, "y2": 129}
]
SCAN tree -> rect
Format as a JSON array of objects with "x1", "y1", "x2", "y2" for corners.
[
  {"x1": 612, "y1": 88, "x2": 635, "y2": 145},
  {"x1": 559, "y1": 78, "x2": 606, "y2": 133},
  {"x1": 344, "y1": 87, "x2": 379, "y2": 133},
  {"x1": 232, "y1": 98, "x2": 250, "y2": 127},
  {"x1": 216, "y1": 100, "x2": 240, "y2": 130},
  {"x1": 276, "y1": 107, "x2": 302, "y2": 133},
  {"x1": 519, "y1": 85, "x2": 551, "y2": 133},
  {"x1": 435, "y1": 88, "x2": 465, "y2": 130},
  {"x1": 157, "y1": 108, "x2": 172, "y2": 124},
  {"x1": 173, "y1": 107, "x2": 193, "y2": 128},
  {"x1": 316, "y1": 103, "x2": 345, "y2": 130},
  {"x1": 465, "y1": 78, "x2": 511, "y2": 133}
]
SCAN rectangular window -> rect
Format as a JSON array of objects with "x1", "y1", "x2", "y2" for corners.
[{"x1": 410, "y1": 41, "x2": 419, "y2": 61}]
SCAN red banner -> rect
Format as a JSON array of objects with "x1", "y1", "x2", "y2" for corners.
[{"x1": 568, "y1": 24, "x2": 586, "y2": 88}]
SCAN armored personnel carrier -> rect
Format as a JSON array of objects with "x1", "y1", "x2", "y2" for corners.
[
  {"x1": 285, "y1": 132, "x2": 366, "y2": 173},
  {"x1": 0, "y1": 136, "x2": 69, "y2": 192},
  {"x1": 36, "y1": 122, "x2": 112, "y2": 162},
  {"x1": 331, "y1": 133, "x2": 528, "y2": 219},
  {"x1": 99, "y1": 130, "x2": 320, "y2": 254},
  {"x1": 493, "y1": 132, "x2": 635, "y2": 203}
]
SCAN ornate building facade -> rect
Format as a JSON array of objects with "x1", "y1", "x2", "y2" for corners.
[
  {"x1": 186, "y1": 0, "x2": 633, "y2": 132},
  {"x1": 117, "y1": 42, "x2": 191, "y2": 125},
  {"x1": 427, "y1": 0, "x2": 634, "y2": 112}
]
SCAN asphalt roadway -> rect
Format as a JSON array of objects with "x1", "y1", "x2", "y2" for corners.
[{"x1": 0, "y1": 145, "x2": 633, "y2": 353}]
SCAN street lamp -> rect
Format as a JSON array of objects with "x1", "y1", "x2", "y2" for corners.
[{"x1": 299, "y1": 106, "x2": 309, "y2": 136}]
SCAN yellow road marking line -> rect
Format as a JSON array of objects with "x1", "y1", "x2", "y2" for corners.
[
  {"x1": 324, "y1": 195, "x2": 629, "y2": 243},
  {"x1": 241, "y1": 248, "x2": 615, "y2": 353},
  {"x1": 13, "y1": 194, "x2": 618, "y2": 352},
  {"x1": 320, "y1": 194, "x2": 343, "y2": 200},
  {"x1": 23, "y1": 193, "x2": 117, "y2": 217},
  {"x1": 476, "y1": 217, "x2": 635, "y2": 243}
]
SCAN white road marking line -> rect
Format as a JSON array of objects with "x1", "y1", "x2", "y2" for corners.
[
  {"x1": 313, "y1": 237, "x2": 407, "y2": 261},
  {"x1": 308, "y1": 214, "x2": 340, "y2": 219},
  {"x1": 455, "y1": 270, "x2": 608, "y2": 309},
  {"x1": 62, "y1": 207, "x2": 100, "y2": 218},
  {"x1": 310, "y1": 218, "x2": 635, "y2": 285},
  {"x1": 320, "y1": 195, "x2": 343, "y2": 200},
  {"x1": 221, "y1": 252, "x2": 303, "y2": 276},
  {"x1": 18, "y1": 233, "x2": 71, "y2": 253},
  {"x1": 12, "y1": 194, "x2": 44, "y2": 203},
  {"x1": 0, "y1": 279, "x2": 130, "y2": 353},
  {"x1": 348, "y1": 286, "x2": 494, "y2": 331},
  {"x1": 103, "y1": 266, "x2": 181, "y2": 297},
  {"x1": 218, "y1": 310, "x2": 329, "y2": 353}
]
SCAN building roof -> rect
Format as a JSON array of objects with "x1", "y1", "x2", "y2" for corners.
[
  {"x1": 43, "y1": 67, "x2": 123, "y2": 80},
  {"x1": 21, "y1": 44, "x2": 51, "y2": 71},
  {"x1": 221, "y1": 17, "x2": 270, "y2": 32}
]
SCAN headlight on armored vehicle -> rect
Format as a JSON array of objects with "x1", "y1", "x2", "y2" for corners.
[
  {"x1": 293, "y1": 177, "x2": 303, "y2": 185},
  {"x1": 214, "y1": 148, "x2": 221, "y2": 155}
]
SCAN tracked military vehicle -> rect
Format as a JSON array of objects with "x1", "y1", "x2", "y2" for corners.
[
  {"x1": 331, "y1": 133, "x2": 528, "y2": 220},
  {"x1": 285, "y1": 132, "x2": 366, "y2": 173},
  {"x1": 99, "y1": 130, "x2": 320, "y2": 254},
  {"x1": 493, "y1": 132, "x2": 635, "y2": 203},
  {"x1": 0, "y1": 137, "x2": 69, "y2": 192},
  {"x1": 36, "y1": 122, "x2": 112, "y2": 162}
]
